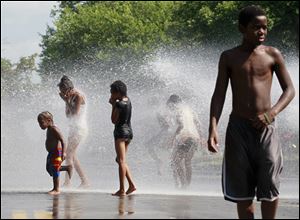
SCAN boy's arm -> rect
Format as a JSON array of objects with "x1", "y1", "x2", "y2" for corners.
[
  {"x1": 208, "y1": 51, "x2": 230, "y2": 153},
  {"x1": 252, "y1": 48, "x2": 295, "y2": 130},
  {"x1": 268, "y1": 48, "x2": 295, "y2": 118},
  {"x1": 52, "y1": 126, "x2": 66, "y2": 160}
]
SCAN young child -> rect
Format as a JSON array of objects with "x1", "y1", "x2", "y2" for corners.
[
  {"x1": 167, "y1": 95, "x2": 204, "y2": 189},
  {"x1": 109, "y1": 80, "x2": 136, "y2": 196},
  {"x1": 57, "y1": 75, "x2": 89, "y2": 188},
  {"x1": 145, "y1": 98, "x2": 175, "y2": 176},
  {"x1": 207, "y1": 5, "x2": 295, "y2": 219},
  {"x1": 37, "y1": 111, "x2": 72, "y2": 195}
]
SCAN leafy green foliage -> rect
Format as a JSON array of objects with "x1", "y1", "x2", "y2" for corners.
[
  {"x1": 1, "y1": 54, "x2": 39, "y2": 97},
  {"x1": 35, "y1": 1, "x2": 299, "y2": 75},
  {"x1": 40, "y1": 1, "x2": 177, "y2": 74}
]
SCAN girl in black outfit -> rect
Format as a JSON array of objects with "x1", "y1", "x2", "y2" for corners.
[{"x1": 109, "y1": 80, "x2": 136, "y2": 196}]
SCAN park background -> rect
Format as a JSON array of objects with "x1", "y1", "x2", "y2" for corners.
[{"x1": 1, "y1": 2, "x2": 299, "y2": 218}]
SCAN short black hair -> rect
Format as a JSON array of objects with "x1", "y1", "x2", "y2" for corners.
[
  {"x1": 238, "y1": 5, "x2": 266, "y2": 27},
  {"x1": 38, "y1": 111, "x2": 53, "y2": 122},
  {"x1": 167, "y1": 94, "x2": 182, "y2": 105},
  {"x1": 57, "y1": 75, "x2": 74, "y2": 90},
  {"x1": 110, "y1": 80, "x2": 127, "y2": 96}
]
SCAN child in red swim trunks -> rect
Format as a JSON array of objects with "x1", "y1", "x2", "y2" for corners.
[{"x1": 38, "y1": 111, "x2": 73, "y2": 195}]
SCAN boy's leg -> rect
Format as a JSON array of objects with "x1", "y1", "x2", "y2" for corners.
[
  {"x1": 53, "y1": 177, "x2": 59, "y2": 192},
  {"x1": 256, "y1": 122, "x2": 282, "y2": 219},
  {"x1": 170, "y1": 149, "x2": 179, "y2": 188},
  {"x1": 124, "y1": 141, "x2": 136, "y2": 194},
  {"x1": 49, "y1": 177, "x2": 60, "y2": 195},
  {"x1": 171, "y1": 149, "x2": 184, "y2": 188},
  {"x1": 60, "y1": 165, "x2": 73, "y2": 179},
  {"x1": 223, "y1": 116, "x2": 256, "y2": 213},
  {"x1": 177, "y1": 157, "x2": 185, "y2": 187},
  {"x1": 237, "y1": 200, "x2": 255, "y2": 219},
  {"x1": 113, "y1": 139, "x2": 127, "y2": 196},
  {"x1": 261, "y1": 199, "x2": 279, "y2": 219},
  {"x1": 184, "y1": 147, "x2": 195, "y2": 187}
]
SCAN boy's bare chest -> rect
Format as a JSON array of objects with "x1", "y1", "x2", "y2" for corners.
[{"x1": 229, "y1": 52, "x2": 274, "y2": 77}]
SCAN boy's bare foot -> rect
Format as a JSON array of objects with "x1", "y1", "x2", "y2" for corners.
[
  {"x1": 126, "y1": 186, "x2": 136, "y2": 195},
  {"x1": 112, "y1": 190, "x2": 126, "y2": 196},
  {"x1": 48, "y1": 190, "x2": 60, "y2": 195}
]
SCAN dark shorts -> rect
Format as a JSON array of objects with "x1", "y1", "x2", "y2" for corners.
[
  {"x1": 46, "y1": 153, "x2": 62, "y2": 178},
  {"x1": 176, "y1": 137, "x2": 198, "y2": 153},
  {"x1": 222, "y1": 114, "x2": 283, "y2": 202},
  {"x1": 171, "y1": 137, "x2": 198, "y2": 165},
  {"x1": 114, "y1": 126, "x2": 133, "y2": 141}
]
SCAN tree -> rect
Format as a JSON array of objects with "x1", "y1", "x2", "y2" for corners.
[
  {"x1": 1, "y1": 58, "x2": 17, "y2": 97},
  {"x1": 39, "y1": 1, "x2": 299, "y2": 76},
  {"x1": 1, "y1": 58, "x2": 13, "y2": 74},
  {"x1": 1, "y1": 54, "x2": 39, "y2": 98},
  {"x1": 170, "y1": 1, "x2": 299, "y2": 50},
  {"x1": 39, "y1": 1, "x2": 177, "y2": 75}
]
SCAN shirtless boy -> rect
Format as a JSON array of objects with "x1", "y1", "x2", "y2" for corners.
[
  {"x1": 167, "y1": 95, "x2": 204, "y2": 189},
  {"x1": 207, "y1": 5, "x2": 295, "y2": 219},
  {"x1": 38, "y1": 111, "x2": 72, "y2": 195}
]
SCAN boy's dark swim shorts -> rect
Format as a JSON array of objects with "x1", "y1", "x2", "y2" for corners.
[{"x1": 222, "y1": 114, "x2": 283, "y2": 202}]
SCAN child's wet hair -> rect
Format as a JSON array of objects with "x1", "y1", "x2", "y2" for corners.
[
  {"x1": 110, "y1": 80, "x2": 127, "y2": 96},
  {"x1": 38, "y1": 111, "x2": 53, "y2": 122},
  {"x1": 57, "y1": 75, "x2": 74, "y2": 90},
  {"x1": 238, "y1": 5, "x2": 266, "y2": 27}
]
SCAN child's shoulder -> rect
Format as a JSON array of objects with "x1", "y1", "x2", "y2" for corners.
[
  {"x1": 218, "y1": 46, "x2": 240, "y2": 62},
  {"x1": 222, "y1": 46, "x2": 240, "y2": 56},
  {"x1": 263, "y1": 45, "x2": 282, "y2": 57},
  {"x1": 48, "y1": 125, "x2": 60, "y2": 133},
  {"x1": 116, "y1": 97, "x2": 130, "y2": 108},
  {"x1": 121, "y1": 97, "x2": 130, "y2": 104},
  {"x1": 72, "y1": 90, "x2": 83, "y2": 99}
]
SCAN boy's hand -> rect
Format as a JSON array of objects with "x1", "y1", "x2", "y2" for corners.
[
  {"x1": 251, "y1": 111, "x2": 274, "y2": 130},
  {"x1": 207, "y1": 129, "x2": 219, "y2": 153}
]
